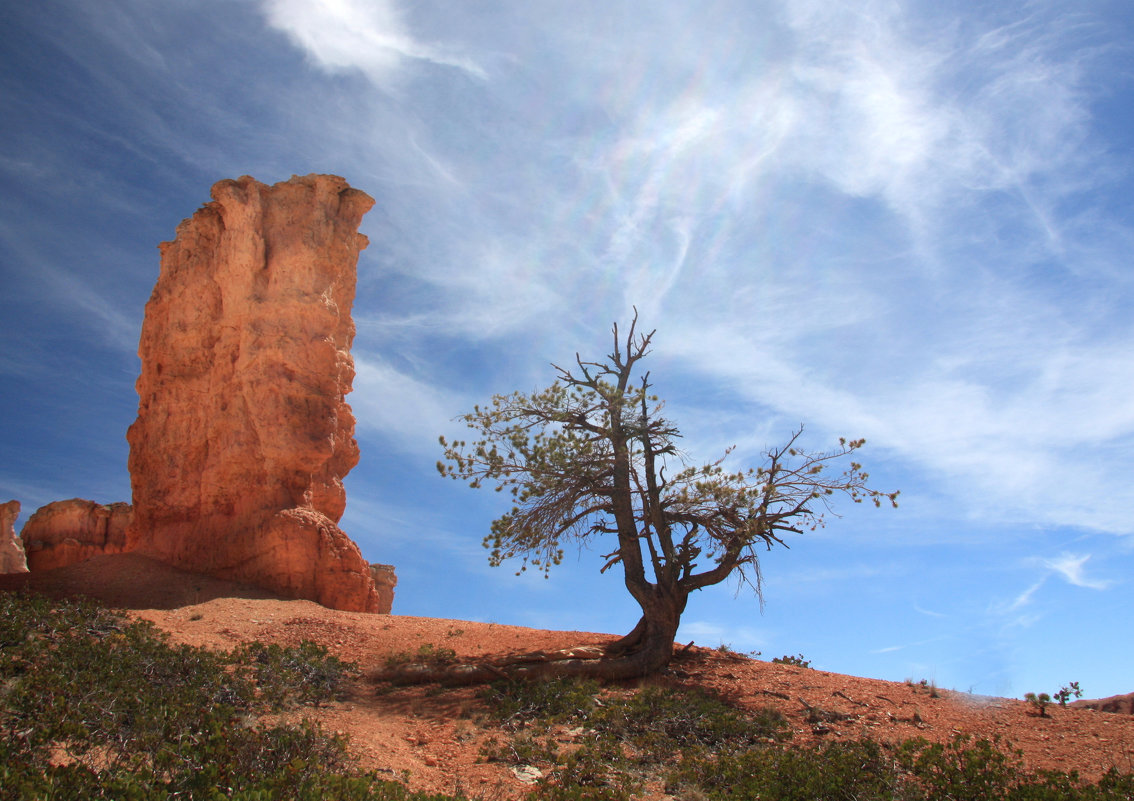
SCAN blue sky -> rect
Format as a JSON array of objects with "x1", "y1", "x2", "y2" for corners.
[{"x1": 2, "y1": 0, "x2": 1132, "y2": 699}]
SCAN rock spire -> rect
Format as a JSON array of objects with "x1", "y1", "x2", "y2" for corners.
[
  {"x1": 0, "y1": 500, "x2": 27, "y2": 574},
  {"x1": 125, "y1": 174, "x2": 383, "y2": 612}
]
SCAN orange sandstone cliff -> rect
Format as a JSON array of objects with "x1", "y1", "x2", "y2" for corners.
[{"x1": 124, "y1": 174, "x2": 383, "y2": 613}]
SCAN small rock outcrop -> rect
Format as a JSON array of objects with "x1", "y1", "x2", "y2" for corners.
[
  {"x1": 1, "y1": 500, "x2": 28, "y2": 573},
  {"x1": 1073, "y1": 693, "x2": 1134, "y2": 715},
  {"x1": 370, "y1": 563, "x2": 398, "y2": 615},
  {"x1": 19, "y1": 499, "x2": 130, "y2": 572},
  {"x1": 125, "y1": 174, "x2": 386, "y2": 612}
]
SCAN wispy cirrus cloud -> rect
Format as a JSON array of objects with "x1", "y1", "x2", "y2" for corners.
[
  {"x1": 914, "y1": 605, "x2": 949, "y2": 620},
  {"x1": 261, "y1": 0, "x2": 486, "y2": 84},
  {"x1": 351, "y1": 352, "x2": 463, "y2": 454},
  {"x1": 1003, "y1": 578, "x2": 1047, "y2": 615},
  {"x1": 871, "y1": 630, "x2": 954, "y2": 655},
  {"x1": 1041, "y1": 552, "x2": 1114, "y2": 590},
  {"x1": 993, "y1": 550, "x2": 1113, "y2": 621},
  {"x1": 39, "y1": 266, "x2": 139, "y2": 353},
  {"x1": 253, "y1": 0, "x2": 1134, "y2": 543}
]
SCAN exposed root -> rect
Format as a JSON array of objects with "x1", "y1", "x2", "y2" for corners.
[{"x1": 368, "y1": 643, "x2": 671, "y2": 686}]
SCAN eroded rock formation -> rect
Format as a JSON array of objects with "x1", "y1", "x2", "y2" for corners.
[
  {"x1": 19, "y1": 499, "x2": 129, "y2": 572},
  {"x1": 370, "y1": 563, "x2": 398, "y2": 616},
  {"x1": 1073, "y1": 693, "x2": 1134, "y2": 715},
  {"x1": 125, "y1": 174, "x2": 385, "y2": 612},
  {"x1": 1, "y1": 500, "x2": 28, "y2": 573}
]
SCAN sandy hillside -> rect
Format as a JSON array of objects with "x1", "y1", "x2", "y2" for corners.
[{"x1": 3, "y1": 553, "x2": 1133, "y2": 798}]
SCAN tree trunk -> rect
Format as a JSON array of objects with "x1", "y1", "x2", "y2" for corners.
[
  {"x1": 605, "y1": 615, "x2": 649, "y2": 655},
  {"x1": 370, "y1": 591, "x2": 686, "y2": 686},
  {"x1": 607, "y1": 587, "x2": 684, "y2": 664}
]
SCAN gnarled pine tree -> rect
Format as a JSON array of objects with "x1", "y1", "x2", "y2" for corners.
[{"x1": 398, "y1": 314, "x2": 897, "y2": 684}]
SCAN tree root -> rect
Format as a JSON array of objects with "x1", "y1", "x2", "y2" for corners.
[{"x1": 367, "y1": 644, "x2": 674, "y2": 686}]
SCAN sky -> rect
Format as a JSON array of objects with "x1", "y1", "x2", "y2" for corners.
[{"x1": 1, "y1": 0, "x2": 1133, "y2": 700}]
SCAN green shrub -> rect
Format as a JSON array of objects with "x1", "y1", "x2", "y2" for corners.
[
  {"x1": 479, "y1": 675, "x2": 601, "y2": 729},
  {"x1": 2, "y1": 594, "x2": 255, "y2": 772},
  {"x1": 532, "y1": 786, "x2": 635, "y2": 801},
  {"x1": 771, "y1": 654, "x2": 811, "y2": 668},
  {"x1": 669, "y1": 733, "x2": 1126, "y2": 801},
  {"x1": 899, "y1": 735, "x2": 1025, "y2": 801},
  {"x1": 549, "y1": 739, "x2": 642, "y2": 797},
  {"x1": 588, "y1": 686, "x2": 790, "y2": 761},
  {"x1": 480, "y1": 731, "x2": 560, "y2": 765},
  {"x1": 0, "y1": 592, "x2": 462, "y2": 801},
  {"x1": 896, "y1": 734, "x2": 1128, "y2": 800},
  {"x1": 383, "y1": 643, "x2": 459, "y2": 670},
  {"x1": 6, "y1": 592, "x2": 1132, "y2": 801},
  {"x1": 1054, "y1": 681, "x2": 1082, "y2": 707},
  {"x1": 1096, "y1": 768, "x2": 1134, "y2": 798},
  {"x1": 234, "y1": 640, "x2": 359, "y2": 708},
  {"x1": 669, "y1": 738, "x2": 903, "y2": 800},
  {"x1": 479, "y1": 678, "x2": 791, "y2": 796},
  {"x1": 1024, "y1": 692, "x2": 1052, "y2": 717}
]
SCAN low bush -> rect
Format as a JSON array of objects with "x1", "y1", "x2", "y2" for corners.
[
  {"x1": 671, "y1": 733, "x2": 1133, "y2": 801},
  {"x1": 669, "y1": 737, "x2": 904, "y2": 800},
  {"x1": 478, "y1": 675, "x2": 1133, "y2": 801},
  {"x1": 478, "y1": 677, "x2": 790, "y2": 794},
  {"x1": 479, "y1": 674, "x2": 601, "y2": 729},
  {"x1": 383, "y1": 642, "x2": 459, "y2": 670},
  {"x1": 1055, "y1": 681, "x2": 1083, "y2": 706},
  {"x1": 586, "y1": 685, "x2": 790, "y2": 760},
  {"x1": 234, "y1": 639, "x2": 358, "y2": 708},
  {"x1": 5, "y1": 592, "x2": 1133, "y2": 801},
  {"x1": 771, "y1": 654, "x2": 811, "y2": 668},
  {"x1": 1024, "y1": 692, "x2": 1052, "y2": 717},
  {"x1": 0, "y1": 591, "x2": 458, "y2": 800}
]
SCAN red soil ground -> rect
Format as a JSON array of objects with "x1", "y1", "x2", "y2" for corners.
[{"x1": 3, "y1": 553, "x2": 1132, "y2": 798}]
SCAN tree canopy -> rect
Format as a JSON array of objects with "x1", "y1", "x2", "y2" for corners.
[{"x1": 438, "y1": 313, "x2": 898, "y2": 679}]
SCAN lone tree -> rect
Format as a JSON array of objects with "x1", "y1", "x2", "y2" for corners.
[{"x1": 430, "y1": 314, "x2": 897, "y2": 682}]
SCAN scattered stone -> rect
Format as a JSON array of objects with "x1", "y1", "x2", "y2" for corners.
[{"x1": 511, "y1": 765, "x2": 543, "y2": 784}]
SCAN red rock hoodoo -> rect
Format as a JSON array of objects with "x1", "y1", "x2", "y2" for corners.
[
  {"x1": 19, "y1": 499, "x2": 128, "y2": 572},
  {"x1": 1, "y1": 500, "x2": 28, "y2": 574},
  {"x1": 125, "y1": 174, "x2": 384, "y2": 613}
]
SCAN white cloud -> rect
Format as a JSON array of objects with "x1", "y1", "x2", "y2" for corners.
[
  {"x1": 989, "y1": 551, "x2": 1112, "y2": 625},
  {"x1": 1042, "y1": 552, "x2": 1113, "y2": 590},
  {"x1": 1006, "y1": 578, "x2": 1046, "y2": 613},
  {"x1": 341, "y1": 493, "x2": 488, "y2": 566},
  {"x1": 779, "y1": 4, "x2": 1099, "y2": 246},
  {"x1": 351, "y1": 353, "x2": 462, "y2": 454},
  {"x1": 267, "y1": 0, "x2": 1131, "y2": 544},
  {"x1": 261, "y1": 0, "x2": 485, "y2": 83},
  {"x1": 784, "y1": 4, "x2": 950, "y2": 203},
  {"x1": 771, "y1": 561, "x2": 892, "y2": 588},
  {"x1": 660, "y1": 270, "x2": 1134, "y2": 535},
  {"x1": 914, "y1": 605, "x2": 948, "y2": 619},
  {"x1": 42, "y1": 266, "x2": 139, "y2": 353}
]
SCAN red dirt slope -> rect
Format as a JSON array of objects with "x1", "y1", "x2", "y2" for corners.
[{"x1": 3, "y1": 554, "x2": 1133, "y2": 797}]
